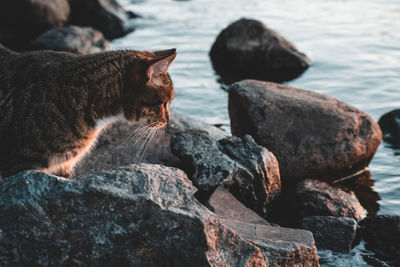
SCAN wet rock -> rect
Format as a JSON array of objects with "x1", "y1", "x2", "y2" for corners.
[
  {"x1": 171, "y1": 131, "x2": 281, "y2": 217},
  {"x1": 301, "y1": 216, "x2": 357, "y2": 252},
  {"x1": 74, "y1": 110, "x2": 227, "y2": 177},
  {"x1": 0, "y1": 164, "x2": 268, "y2": 266},
  {"x1": 296, "y1": 179, "x2": 366, "y2": 219},
  {"x1": 68, "y1": 0, "x2": 133, "y2": 39},
  {"x1": 208, "y1": 186, "x2": 270, "y2": 225},
  {"x1": 223, "y1": 219, "x2": 319, "y2": 267},
  {"x1": 359, "y1": 215, "x2": 400, "y2": 264},
  {"x1": 0, "y1": 0, "x2": 70, "y2": 48},
  {"x1": 378, "y1": 109, "x2": 400, "y2": 146},
  {"x1": 229, "y1": 80, "x2": 382, "y2": 183},
  {"x1": 209, "y1": 18, "x2": 310, "y2": 83},
  {"x1": 31, "y1": 26, "x2": 110, "y2": 55}
]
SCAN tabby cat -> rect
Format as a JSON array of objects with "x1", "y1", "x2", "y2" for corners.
[{"x1": 0, "y1": 44, "x2": 176, "y2": 179}]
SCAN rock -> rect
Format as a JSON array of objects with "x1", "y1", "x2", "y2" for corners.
[
  {"x1": 68, "y1": 0, "x2": 133, "y2": 39},
  {"x1": 31, "y1": 26, "x2": 110, "y2": 55},
  {"x1": 359, "y1": 215, "x2": 400, "y2": 264},
  {"x1": 74, "y1": 110, "x2": 227, "y2": 177},
  {"x1": 0, "y1": 164, "x2": 269, "y2": 266},
  {"x1": 171, "y1": 131, "x2": 281, "y2": 217},
  {"x1": 378, "y1": 109, "x2": 400, "y2": 146},
  {"x1": 208, "y1": 186, "x2": 270, "y2": 225},
  {"x1": 301, "y1": 216, "x2": 357, "y2": 252},
  {"x1": 0, "y1": 0, "x2": 70, "y2": 49},
  {"x1": 229, "y1": 80, "x2": 382, "y2": 183},
  {"x1": 296, "y1": 179, "x2": 366, "y2": 219},
  {"x1": 223, "y1": 219, "x2": 319, "y2": 267},
  {"x1": 209, "y1": 18, "x2": 310, "y2": 84}
]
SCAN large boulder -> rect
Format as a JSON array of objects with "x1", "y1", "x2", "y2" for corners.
[
  {"x1": 171, "y1": 131, "x2": 281, "y2": 217},
  {"x1": 0, "y1": 0, "x2": 70, "y2": 48},
  {"x1": 74, "y1": 110, "x2": 227, "y2": 177},
  {"x1": 378, "y1": 109, "x2": 400, "y2": 146},
  {"x1": 0, "y1": 164, "x2": 319, "y2": 266},
  {"x1": 31, "y1": 26, "x2": 110, "y2": 55},
  {"x1": 0, "y1": 165, "x2": 267, "y2": 266},
  {"x1": 209, "y1": 18, "x2": 310, "y2": 84},
  {"x1": 296, "y1": 179, "x2": 366, "y2": 220},
  {"x1": 359, "y1": 215, "x2": 400, "y2": 264},
  {"x1": 301, "y1": 216, "x2": 358, "y2": 253},
  {"x1": 229, "y1": 80, "x2": 382, "y2": 183},
  {"x1": 68, "y1": 0, "x2": 133, "y2": 39}
]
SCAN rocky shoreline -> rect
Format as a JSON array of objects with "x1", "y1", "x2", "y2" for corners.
[{"x1": 1, "y1": 1, "x2": 400, "y2": 266}]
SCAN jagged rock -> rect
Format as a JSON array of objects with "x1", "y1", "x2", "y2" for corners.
[
  {"x1": 31, "y1": 26, "x2": 110, "y2": 55},
  {"x1": 223, "y1": 219, "x2": 319, "y2": 267},
  {"x1": 74, "y1": 110, "x2": 227, "y2": 177},
  {"x1": 68, "y1": 0, "x2": 133, "y2": 39},
  {"x1": 208, "y1": 186, "x2": 270, "y2": 225},
  {"x1": 0, "y1": 164, "x2": 269, "y2": 266},
  {"x1": 359, "y1": 215, "x2": 400, "y2": 264},
  {"x1": 296, "y1": 179, "x2": 366, "y2": 219},
  {"x1": 0, "y1": 0, "x2": 70, "y2": 48},
  {"x1": 301, "y1": 216, "x2": 358, "y2": 252},
  {"x1": 378, "y1": 109, "x2": 400, "y2": 146},
  {"x1": 209, "y1": 18, "x2": 310, "y2": 83},
  {"x1": 229, "y1": 80, "x2": 382, "y2": 183},
  {"x1": 171, "y1": 131, "x2": 281, "y2": 217}
]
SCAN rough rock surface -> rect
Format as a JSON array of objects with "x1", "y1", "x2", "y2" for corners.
[
  {"x1": 359, "y1": 215, "x2": 400, "y2": 264},
  {"x1": 301, "y1": 216, "x2": 357, "y2": 252},
  {"x1": 229, "y1": 80, "x2": 382, "y2": 183},
  {"x1": 296, "y1": 179, "x2": 366, "y2": 219},
  {"x1": 209, "y1": 18, "x2": 310, "y2": 83},
  {"x1": 171, "y1": 131, "x2": 281, "y2": 216},
  {"x1": 0, "y1": 165, "x2": 268, "y2": 266},
  {"x1": 208, "y1": 186, "x2": 270, "y2": 225},
  {"x1": 31, "y1": 26, "x2": 110, "y2": 55},
  {"x1": 378, "y1": 109, "x2": 400, "y2": 145},
  {"x1": 223, "y1": 219, "x2": 319, "y2": 267},
  {"x1": 74, "y1": 110, "x2": 227, "y2": 177},
  {"x1": 0, "y1": 0, "x2": 70, "y2": 48},
  {"x1": 68, "y1": 0, "x2": 133, "y2": 39}
]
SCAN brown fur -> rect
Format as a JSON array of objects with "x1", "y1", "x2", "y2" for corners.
[{"x1": 0, "y1": 44, "x2": 176, "y2": 178}]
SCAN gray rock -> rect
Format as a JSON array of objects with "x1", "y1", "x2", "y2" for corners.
[
  {"x1": 301, "y1": 216, "x2": 357, "y2": 252},
  {"x1": 296, "y1": 179, "x2": 366, "y2": 219},
  {"x1": 223, "y1": 219, "x2": 319, "y2": 267},
  {"x1": 208, "y1": 186, "x2": 270, "y2": 226},
  {"x1": 0, "y1": 0, "x2": 70, "y2": 48},
  {"x1": 31, "y1": 26, "x2": 110, "y2": 55},
  {"x1": 359, "y1": 215, "x2": 400, "y2": 264},
  {"x1": 378, "y1": 109, "x2": 400, "y2": 145},
  {"x1": 209, "y1": 18, "x2": 310, "y2": 83},
  {"x1": 171, "y1": 131, "x2": 281, "y2": 217},
  {"x1": 229, "y1": 80, "x2": 382, "y2": 183},
  {"x1": 0, "y1": 164, "x2": 268, "y2": 266},
  {"x1": 74, "y1": 110, "x2": 227, "y2": 177},
  {"x1": 68, "y1": 0, "x2": 133, "y2": 39}
]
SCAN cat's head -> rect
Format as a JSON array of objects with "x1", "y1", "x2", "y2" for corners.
[{"x1": 123, "y1": 48, "x2": 177, "y2": 128}]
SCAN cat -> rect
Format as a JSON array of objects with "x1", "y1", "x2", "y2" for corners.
[{"x1": 0, "y1": 44, "x2": 176, "y2": 179}]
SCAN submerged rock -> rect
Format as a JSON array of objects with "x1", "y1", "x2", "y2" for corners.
[
  {"x1": 0, "y1": 165, "x2": 268, "y2": 266},
  {"x1": 359, "y1": 215, "x2": 400, "y2": 264},
  {"x1": 74, "y1": 110, "x2": 227, "y2": 177},
  {"x1": 31, "y1": 26, "x2": 110, "y2": 55},
  {"x1": 209, "y1": 18, "x2": 310, "y2": 83},
  {"x1": 68, "y1": 0, "x2": 133, "y2": 39},
  {"x1": 296, "y1": 179, "x2": 366, "y2": 219},
  {"x1": 378, "y1": 109, "x2": 400, "y2": 146},
  {"x1": 171, "y1": 131, "x2": 281, "y2": 217},
  {"x1": 0, "y1": 0, "x2": 70, "y2": 48},
  {"x1": 229, "y1": 80, "x2": 382, "y2": 183},
  {"x1": 301, "y1": 216, "x2": 358, "y2": 253}
]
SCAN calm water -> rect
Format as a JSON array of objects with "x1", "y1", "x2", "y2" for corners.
[{"x1": 114, "y1": 0, "x2": 400, "y2": 265}]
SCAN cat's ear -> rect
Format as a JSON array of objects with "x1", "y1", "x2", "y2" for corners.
[{"x1": 146, "y1": 49, "x2": 177, "y2": 81}]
